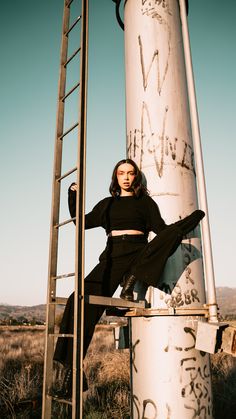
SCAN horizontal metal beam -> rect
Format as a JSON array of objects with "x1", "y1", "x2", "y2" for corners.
[
  {"x1": 85, "y1": 295, "x2": 146, "y2": 308},
  {"x1": 125, "y1": 307, "x2": 209, "y2": 317},
  {"x1": 52, "y1": 272, "x2": 75, "y2": 280}
]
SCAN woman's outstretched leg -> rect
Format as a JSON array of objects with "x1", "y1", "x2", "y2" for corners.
[
  {"x1": 54, "y1": 260, "x2": 108, "y2": 367},
  {"x1": 119, "y1": 210, "x2": 205, "y2": 301}
]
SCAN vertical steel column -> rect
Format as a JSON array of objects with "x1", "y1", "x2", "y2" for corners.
[
  {"x1": 73, "y1": 0, "x2": 89, "y2": 418},
  {"x1": 179, "y1": 0, "x2": 218, "y2": 323},
  {"x1": 124, "y1": 0, "x2": 213, "y2": 417}
]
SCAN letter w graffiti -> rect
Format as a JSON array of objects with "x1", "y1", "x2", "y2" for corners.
[{"x1": 138, "y1": 31, "x2": 170, "y2": 95}]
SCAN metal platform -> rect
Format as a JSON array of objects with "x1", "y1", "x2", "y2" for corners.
[
  {"x1": 125, "y1": 306, "x2": 209, "y2": 317},
  {"x1": 85, "y1": 295, "x2": 146, "y2": 308},
  {"x1": 51, "y1": 295, "x2": 146, "y2": 308}
]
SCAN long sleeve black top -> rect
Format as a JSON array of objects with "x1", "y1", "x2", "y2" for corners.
[{"x1": 68, "y1": 188, "x2": 167, "y2": 235}]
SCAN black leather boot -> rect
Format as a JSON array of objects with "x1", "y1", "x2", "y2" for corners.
[{"x1": 120, "y1": 274, "x2": 136, "y2": 302}]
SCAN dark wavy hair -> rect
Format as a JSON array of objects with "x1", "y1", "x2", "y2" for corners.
[{"x1": 109, "y1": 158, "x2": 149, "y2": 198}]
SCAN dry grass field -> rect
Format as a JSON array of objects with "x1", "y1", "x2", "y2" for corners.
[
  {"x1": 0, "y1": 326, "x2": 44, "y2": 418},
  {"x1": 0, "y1": 324, "x2": 236, "y2": 418},
  {"x1": 0, "y1": 325, "x2": 130, "y2": 418}
]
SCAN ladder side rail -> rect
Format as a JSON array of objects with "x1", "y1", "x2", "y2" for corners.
[
  {"x1": 72, "y1": 0, "x2": 89, "y2": 418},
  {"x1": 42, "y1": 1, "x2": 71, "y2": 417}
]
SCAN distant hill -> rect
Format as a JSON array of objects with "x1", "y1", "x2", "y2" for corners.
[
  {"x1": 216, "y1": 287, "x2": 236, "y2": 319},
  {"x1": 0, "y1": 304, "x2": 47, "y2": 325},
  {"x1": 0, "y1": 304, "x2": 64, "y2": 325},
  {"x1": 0, "y1": 287, "x2": 235, "y2": 324}
]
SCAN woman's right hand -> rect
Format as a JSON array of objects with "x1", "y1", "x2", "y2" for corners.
[{"x1": 70, "y1": 182, "x2": 78, "y2": 192}]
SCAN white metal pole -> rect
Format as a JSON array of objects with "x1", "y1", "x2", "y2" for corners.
[
  {"x1": 179, "y1": 0, "x2": 218, "y2": 323},
  {"x1": 123, "y1": 0, "x2": 213, "y2": 417}
]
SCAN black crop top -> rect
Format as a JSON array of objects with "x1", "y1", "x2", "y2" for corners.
[
  {"x1": 106, "y1": 195, "x2": 166, "y2": 234},
  {"x1": 68, "y1": 188, "x2": 167, "y2": 235}
]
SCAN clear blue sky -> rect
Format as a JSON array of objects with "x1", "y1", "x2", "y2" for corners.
[{"x1": 0, "y1": 0, "x2": 235, "y2": 306}]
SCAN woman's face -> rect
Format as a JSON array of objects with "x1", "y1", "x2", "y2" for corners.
[{"x1": 116, "y1": 163, "x2": 136, "y2": 194}]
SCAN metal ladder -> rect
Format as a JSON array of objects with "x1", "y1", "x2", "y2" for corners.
[
  {"x1": 42, "y1": 0, "x2": 88, "y2": 417},
  {"x1": 42, "y1": 1, "x2": 145, "y2": 418}
]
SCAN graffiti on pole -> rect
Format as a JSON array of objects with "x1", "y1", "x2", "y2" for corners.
[
  {"x1": 138, "y1": 33, "x2": 170, "y2": 95},
  {"x1": 160, "y1": 283, "x2": 200, "y2": 308},
  {"x1": 127, "y1": 101, "x2": 195, "y2": 176},
  {"x1": 133, "y1": 395, "x2": 172, "y2": 419},
  {"x1": 141, "y1": 0, "x2": 172, "y2": 21},
  {"x1": 164, "y1": 326, "x2": 212, "y2": 417}
]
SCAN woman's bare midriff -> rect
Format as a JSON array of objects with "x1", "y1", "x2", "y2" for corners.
[{"x1": 109, "y1": 230, "x2": 144, "y2": 236}]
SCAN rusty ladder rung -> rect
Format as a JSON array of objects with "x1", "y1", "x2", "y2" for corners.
[
  {"x1": 65, "y1": 15, "x2": 81, "y2": 36},
  {"x1": 64, "y1": 47, "x2": 81, "y2": 67},
  {"x1": 49, "y1": 332, "x2": 74, "y2": 338},
  {"x1": 62, "y1": 81, "x2": 80, "y2": 102},
  {"x1": 66, "y1": 0, "x2": 74, "y2": 7},
  {"x1": 57, "y1": 167, "x2": 77, "y2": 182},
  {"x1": 50, "y1": 297, "x2": 68, "y2": 305},
  {"x1": 50, "y1": 395, "x2": 73, "y2": 405},
  {"x1": 55, "y1": 217, "x2": 75, "y2": 229},
  {"x1": 52, "y1": 272, "x2": 75, "y2": 280},
  {"x1": 59, "y1": 122, "x2": 79, "y2": 139}
]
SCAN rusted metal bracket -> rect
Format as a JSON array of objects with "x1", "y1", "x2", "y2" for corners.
[{"x1": 195, "y1": 321, "x2": 236, "y2": 357}]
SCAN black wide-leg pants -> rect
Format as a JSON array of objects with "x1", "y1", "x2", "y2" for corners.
[
  {"x1": 53, "y1": 209, "x2": 205, "y2": 366},
  {"x1": 54, "y1": 234, "x2": 148, "y2": 366}
]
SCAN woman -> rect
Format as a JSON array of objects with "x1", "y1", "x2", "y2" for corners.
[{"x1": 53, "y1": 158, "x2": 205, "y2": 396}]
